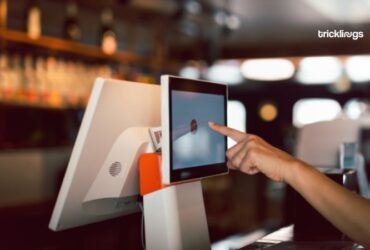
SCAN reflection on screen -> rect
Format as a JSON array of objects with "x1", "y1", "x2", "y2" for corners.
[{"x1": 171, "y1": 90, "x2": 225, "y2": 170}]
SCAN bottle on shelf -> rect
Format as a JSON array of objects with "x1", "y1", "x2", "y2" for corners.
[
  {"x1": 0, "y1": 53, "x2": 9, "y2": 100},
  {"x1": 1, "y1": 52, "x2": 120, "y2": 108},
  {"x1": 26, "y1": 0, "x2": 42, "y2": 39},
  {"x1": 23, "y1": 54, "x2": 38, "y2": 104},
  {"x1": 100, "y1": 8, "x2": 117, "y2": 55},
  {"x1": 46, "y1": 56, "x2": 62, "y2": 108},
  {"x1": 0, "y1": 0, "x2": 8, "y2": 29},
  {"x1": 35, "y1": 56, "x2": 47, "y2": 105},
  {"x1": 9, "y1": 54, "x2": 23, "y2": 103},
  {"x1": 64, "y1": 1, "x2": 81, "y2": 41}
]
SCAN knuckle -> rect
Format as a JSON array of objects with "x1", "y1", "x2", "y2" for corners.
[
  {"x1": 247, "y1": 135, "x2": 262, "y2": 149},
  {"x1": 231, "y1": 161, "x2": 238, "y2": 168},
  {"x1": 248, "y1": 140, "x2": 256, "y2": 148},
  {"x1": 231, "y1": 157, "x2": 239, "y2": 167},
  {"x1": 248, "y1": 134, "x2": 257, "y2": 140},
  {"x1": 249, "y1": 134, "x2": 261, "y2": 142},
  {"x1": 240, "y1": 134, "x2": 248, "y2": 140},
  {"x1": 248, "y1": 148, "x2": 258, "y2": 159},
  {"x1": 240, "y1": 139, "x2": 247, "y2": 146}
]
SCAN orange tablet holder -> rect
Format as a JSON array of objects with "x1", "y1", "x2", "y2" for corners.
[{"x1": 139, "y1": 153, "x2": 171, "y2": 196}]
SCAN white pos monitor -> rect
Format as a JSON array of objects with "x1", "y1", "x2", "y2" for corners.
[
  {"x1": 49, "y1": 78, "x2": 160, "y2": 231},
  {"x1": 161, "y1": 75, "x2": 228, "y2": 184}
]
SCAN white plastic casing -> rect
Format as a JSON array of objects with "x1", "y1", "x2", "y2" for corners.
[
  {"x1": 49, "y1": 78, "x2": 160, "y2": 231},
  {"x1": 161, "y1": 75, "x2": 171, "y2": 184}
]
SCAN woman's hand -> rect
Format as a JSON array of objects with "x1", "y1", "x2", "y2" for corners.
[
  {"x1": 209, "y1": 122, "x2": 299, "y2": 182},
  {"x1": 209, "y1": 122, "x2": 370, "y2": 247}
]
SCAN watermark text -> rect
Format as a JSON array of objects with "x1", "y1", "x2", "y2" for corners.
[{"x1": 318, "y1": 29, "x2": 364, "y2": 40}]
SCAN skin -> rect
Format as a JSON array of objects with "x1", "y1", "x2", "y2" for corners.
[{"x1": 208, "y1": 122, "x2": 370, "y2": 248}]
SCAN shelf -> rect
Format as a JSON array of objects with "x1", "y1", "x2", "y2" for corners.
[
  {"x1": 0, "y1": 28, "x2": 182, "y2": 72},
  {"x1": 0, "y1": 28, "x2": 146, "y2": 64}
]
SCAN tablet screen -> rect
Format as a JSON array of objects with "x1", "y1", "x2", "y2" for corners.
[
  {"x1": 171, "y1": 90, "x2": 225, "y2": 170},
  {"x1": 162, "y1": 75, "x2": 228, "y2": 183}
]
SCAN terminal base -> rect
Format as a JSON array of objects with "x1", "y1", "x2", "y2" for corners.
[{"x1": 139, "y1": 153, "x2": 210, "y2": 250}]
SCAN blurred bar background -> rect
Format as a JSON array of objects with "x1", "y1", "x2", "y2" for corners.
[{"x1": 1, "y1": 0, "x2": 370, "y2": 249}]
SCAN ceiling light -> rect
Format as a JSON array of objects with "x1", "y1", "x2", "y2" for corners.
[
  {"x1": 296, "y1": 56, "x2": 342, "y2": 84},
  {"x1": 179, "y1": 66, "x2": 200, "y2": 79},
  {"x1": 344, "y1": 99, "x2": 368, "y2": 119},
  {"x1": 225, "y1": 15, "x2": 240, "y2": 30},
  {"x1": 206, "y1": 60, "x2": 243, "y2": 85},
  {"x1": 214, "y1": 11, "x2": 227, "y2": 26},
  {"x1": 185, "y1": 0, "x2": 202, "y2": 15},
  {"x1": 240, "y1": 58, "x2": 295, "y2": 81},
  {"x1": 293, "y1": 99, "x2": 341, "y2": 127},
  {"x1": 345, "y1": 55, "x2": 370, "y2": 82}
]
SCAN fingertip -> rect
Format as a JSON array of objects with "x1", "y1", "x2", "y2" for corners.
[{"x1": 208, "y1": 121, "x2": 216, "y2": 127}]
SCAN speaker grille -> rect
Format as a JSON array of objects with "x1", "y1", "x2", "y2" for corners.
[{"x1": 109, "y1": 162, "x2": 122, "y2": 177}]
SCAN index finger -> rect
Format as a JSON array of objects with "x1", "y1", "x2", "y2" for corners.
[{"x1": 208, "y1": 122, "x2": 246, "y2": 142}]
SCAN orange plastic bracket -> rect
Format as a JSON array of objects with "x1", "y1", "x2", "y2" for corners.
[{"x1": 139, "y1": 153, "x2": 171, "y2": 196}]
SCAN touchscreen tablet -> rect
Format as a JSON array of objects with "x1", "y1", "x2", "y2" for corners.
[{"x1": 161, "y1": 75, "x2": 228, "y2": 184}]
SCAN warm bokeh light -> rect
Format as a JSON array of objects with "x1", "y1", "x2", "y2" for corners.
[
  {"x1": 331, "y1": 76, "x2": 351, "y2": 93},
  {"x1": 296, "y1": 56, "x2": 342, "y2": 84},
  {"x1": 101, "y1": 32, "x2": 117, "y2": 55},
  {"x1": 293, "y1": 99, "x2": 341, "y2": 127},
  {"x1": 259, "y1": 103, "x2": 278, "y2": 122},
  {"x1": 240, "y1": 58, "x2": 295, "y2": 81}
]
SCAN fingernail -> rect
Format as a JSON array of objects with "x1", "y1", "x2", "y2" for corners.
[{"x1": 208, "y1": 122, "x2": 215, "y2": 126}]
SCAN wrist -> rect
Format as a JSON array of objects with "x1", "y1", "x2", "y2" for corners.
[{"x1": 282, "y1": 159, "x2": 305, "y2": 185}]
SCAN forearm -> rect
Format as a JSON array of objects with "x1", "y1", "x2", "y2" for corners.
[
  {"x1": 285, "y1": 161, "x2": 370, "y2": 247},
  {"x1": 208, "y1": 122, "x2": 370, "y2": 246}
]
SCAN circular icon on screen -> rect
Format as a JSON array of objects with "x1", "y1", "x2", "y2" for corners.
[{"x1": 190, "y1": 119, "x2": 198, "y2": 134}]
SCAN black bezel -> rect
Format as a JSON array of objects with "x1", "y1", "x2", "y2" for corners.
[{"x1": 168, "y1": 76, "x2": 228, "y2": 183}]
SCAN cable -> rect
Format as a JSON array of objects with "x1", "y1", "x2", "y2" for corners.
[{"x1": 139, "y1": 202, "x2": 146, "y2": 250}]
